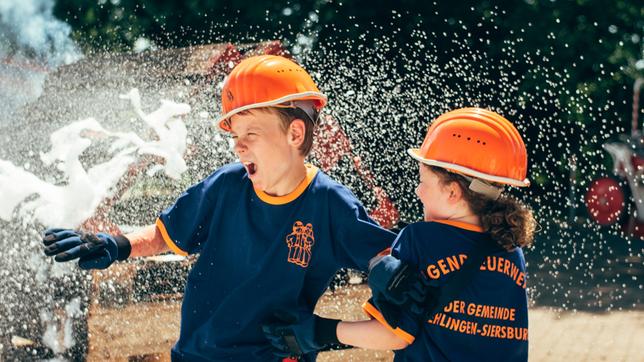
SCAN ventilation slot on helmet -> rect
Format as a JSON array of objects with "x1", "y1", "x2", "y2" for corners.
[{"x1": 277, "y1": 68, "x2": 302, "y2": 73}]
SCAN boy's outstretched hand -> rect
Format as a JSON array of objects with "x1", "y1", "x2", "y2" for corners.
[{"x1": 42, "y1": 228, "x2": 131, "y2": 270}]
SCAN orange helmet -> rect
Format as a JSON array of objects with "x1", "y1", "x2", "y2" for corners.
[
  {"x1": 216, "y1": 55, "x2": 327, "y2": 131},
  {"x1": 408, "y1": 108, "x2": 530, "y2": 189}
]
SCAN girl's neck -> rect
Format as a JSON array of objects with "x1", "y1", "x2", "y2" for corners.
[
  {"x1": 429, "y1": 212, "x2": 480, "y2": 227},
  {"x1": 449, "y1": 214, "x2": 480, "y2": 226}
]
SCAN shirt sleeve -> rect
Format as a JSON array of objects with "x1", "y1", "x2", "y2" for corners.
[
  {"x1": 156, "y1": 168, "x2": 226, "y2": 255},
  {"x1": 329, "y1": 185, "x2": 397, "y2": 272},
  {"x1": 362, "y1": 225, "x2": 423, "y2": 341},
  {"x1": 390, "y1": 225, "x2": 418, "y2": 263}
]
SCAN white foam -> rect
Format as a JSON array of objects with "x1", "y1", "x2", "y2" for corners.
[
  {"x1": 0, "y1": 88, "x2": 191, "y2": 228},
  {"x1": 63, "y1": 298, "x2": 81, "y2": 349},
  {"x1": 119, "y1": 89, "x2": 190, "y2": 179}
]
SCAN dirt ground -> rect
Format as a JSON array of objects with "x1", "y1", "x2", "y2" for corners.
[{"x1": 83, "y1": 284, "x2": 643, "y2": 361}]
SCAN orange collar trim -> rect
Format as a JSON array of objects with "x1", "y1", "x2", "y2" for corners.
[
  {"x1": 254, "y1": 164, "x2": 318, "y2": 205},
  {"x1": 433, "y1": 219, "x2": 484, "y2": 233}
]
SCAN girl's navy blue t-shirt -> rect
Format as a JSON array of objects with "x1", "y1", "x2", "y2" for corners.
[{"x1": 364, "y1": 221, "x2": 529, "y2": 362}]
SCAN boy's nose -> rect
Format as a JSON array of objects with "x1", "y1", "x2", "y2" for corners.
[{"x1": 234, "y1": 139, "x2": 247, "y2": 154}]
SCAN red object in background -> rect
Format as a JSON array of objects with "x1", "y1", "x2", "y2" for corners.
[
  {"x1": 253, "y1": 40, "x2": 292, "y2": 58},
  {"x1": 313, "y1": 115, "x2": 400, "y2": 229},
  {"x1": 312, "y1": 115, "x2": 353, "y2": 172},
  {"x1": 631, "y1": 153, "x2": 644, "y2": 171},
  {"x1": 585, "y1": 177, "x2": 625, "y2": 226},
  {"x1": 206, "y1": 43, "x2": 242, "y2": 74}
]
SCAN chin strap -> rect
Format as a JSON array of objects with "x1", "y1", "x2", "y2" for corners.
[
  {"x1": 276, "y1": 100, "x2": 321, "y2": 125},
  {"x1": 464, "y1": 176, "x2": 503, "y2": 200}
]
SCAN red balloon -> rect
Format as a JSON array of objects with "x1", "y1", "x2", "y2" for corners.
[{"x1": 585, "y1": 177, "x2": 626, "y2": 225}]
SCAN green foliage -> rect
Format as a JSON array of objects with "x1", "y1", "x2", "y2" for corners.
[
  {"x1": 52, "y1": 0, "x2": 643, "y2": 206},
  {"x1": 54, "y1": 0, "x2": 305, "y2": 50},
  {"x1": 53, "y1": 1, "x2": 642, "y2": 79},
  {"x1": 53, "y1": 0, "x2": 642, "y2": 107}
]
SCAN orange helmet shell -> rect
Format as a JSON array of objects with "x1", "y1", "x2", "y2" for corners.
[
  {"x1": 408, "y1": 108, "x2": 530, "y2": 187},
  {"x1": 216, "y1": 55, "x2": 327, "y2": 131}
]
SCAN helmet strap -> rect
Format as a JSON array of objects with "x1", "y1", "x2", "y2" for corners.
[
  {"x1": 278, "y1": 100, "x2": 320, "y2": 125},
  {"x1": 463, "y1": 176, "x2": 503, "y2": 200}
]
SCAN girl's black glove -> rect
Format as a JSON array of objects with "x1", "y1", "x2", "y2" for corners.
[{"x1": 368, "y1": 255, "x2": 434, "y2": 327}]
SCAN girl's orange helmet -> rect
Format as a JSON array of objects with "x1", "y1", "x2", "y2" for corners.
[
  {"x1": 408, "y1": 108, "x2": 530, "y2": 187},
  {"x1": 216, "y1": 55, "x2": 327, "y2": 131}
]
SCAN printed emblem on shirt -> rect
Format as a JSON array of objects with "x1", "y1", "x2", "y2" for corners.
[{"x1": 285, "y1": 221, "x2": 315, "y2": 268}]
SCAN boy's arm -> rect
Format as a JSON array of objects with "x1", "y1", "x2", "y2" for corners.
[
  {"x1": 337, "y1": 319, "x2": 409, "y2": 350},
  {"x1": 329, "y1": 187, "x2": 396, "y2": 271},
  {"x1": 125, "y1": 224, "x2": 169, "y2": 258}
]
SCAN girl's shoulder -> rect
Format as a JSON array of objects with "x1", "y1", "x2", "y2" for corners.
[
  {"x1": 401, "y1": 220, "x2": 485, "y2": 239},
  {"x1": 395, "y1": 220, "x2": 496, "y2": 259},
  {"x1": 396, "y1": 221, "x2": 477, "y2": 252}
]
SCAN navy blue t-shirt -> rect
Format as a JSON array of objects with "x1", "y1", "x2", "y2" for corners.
[
  {"x1": 364, "y1": 220, "x2": 529, "y2": 362},
  {"x1": 156, "y1": 163, "x2": 395, "y2": 361}
]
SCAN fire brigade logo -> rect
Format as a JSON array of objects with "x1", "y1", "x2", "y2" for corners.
[{"x1": 286, "y1": 221, "x2": 315, "y2": 268}]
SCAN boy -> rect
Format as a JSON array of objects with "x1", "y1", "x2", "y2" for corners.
[{"x1": 42, "y1": 55, "x2": 396, "y2": 361}]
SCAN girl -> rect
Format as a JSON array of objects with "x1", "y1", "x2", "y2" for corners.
[{"x1": 263, "y1": 107, "x2": 536, "y2": 362}]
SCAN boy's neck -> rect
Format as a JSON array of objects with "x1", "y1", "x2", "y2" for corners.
[{"x1": 261, "y1": 162, "x2": 308, "y2": 197}]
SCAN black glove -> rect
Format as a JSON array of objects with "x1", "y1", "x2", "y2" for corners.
[
  {"x1": 368, "y1": 255, "x2": 434, "y2": 327},
  {"x1": 368, "y1": 255, "x2": 417, "y2": 304},
  {"x1": 42, "y1": 228, "x2": 131, "y2": 270},
  {"x1": 262, "y1": 312, "x2": 340, "y2": 358}
]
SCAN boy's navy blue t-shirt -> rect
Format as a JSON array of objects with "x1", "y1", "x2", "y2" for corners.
[
  {"x1": 364, "y1": 221, "x2": 529, "y2": 362},
  {"x1": 157, "y1": 163, "x2": 395, "y2": 361}
]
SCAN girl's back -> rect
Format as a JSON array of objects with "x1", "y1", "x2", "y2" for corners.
[{"x1": 383, "y1": 221, "x2": 529, "y2": 362}]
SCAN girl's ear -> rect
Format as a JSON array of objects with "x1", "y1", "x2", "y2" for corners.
[
  {"x1": 288, "y1": 119, "x2": 306, "y2": 149},
  {"x1": 447, "y1": 181, "x2": 463, "y2": 203}
]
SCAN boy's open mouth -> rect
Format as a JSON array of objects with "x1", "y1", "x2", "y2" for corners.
[{"x1": 243, "y1": 162, "x2": 257, "y2": 176}]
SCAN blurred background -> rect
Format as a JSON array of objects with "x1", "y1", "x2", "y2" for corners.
[{"x1": 0, "y1": 0, "x2": 642, "y2": 361}]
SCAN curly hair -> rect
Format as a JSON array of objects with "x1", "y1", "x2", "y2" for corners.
[{"x1": 428, "y1": 165, "x2": 536, "y2": 251}]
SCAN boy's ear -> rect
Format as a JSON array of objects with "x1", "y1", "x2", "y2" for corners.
[{"x1": 287, "y1": 119, "x2": 306, "y2": 149}]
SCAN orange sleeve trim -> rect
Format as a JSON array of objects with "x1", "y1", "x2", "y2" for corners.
[
  {"x1": 362, "y1": 301, "x2": 416, "y2": 344},
  {"x1": 155, "y1": 218, "x2": 189, "y2": 256}
]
